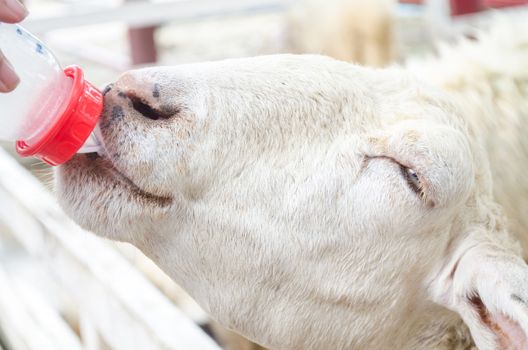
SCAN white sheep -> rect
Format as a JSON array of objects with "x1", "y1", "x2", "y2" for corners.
[
  {"x1": 286, "y1": 0, "x2": 395, "y2": 67},
  {"x1": 56, "y1": 19, "x2": 528, "y2": 350}
]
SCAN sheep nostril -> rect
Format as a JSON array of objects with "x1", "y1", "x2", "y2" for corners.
[
  {"x1": 102, "y1": 84, "x2": 113, "y2": 96},
  {"x1": 128, "y1": 94, "x2": 171, "y2": 121}
]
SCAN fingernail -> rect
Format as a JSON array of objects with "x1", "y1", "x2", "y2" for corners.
[
  {"x1": 5, "y1": 0, "x2": 29, "y2": 19},
  {"x1": 0, "y1": 58, "x2": 20, "y2": 92}
]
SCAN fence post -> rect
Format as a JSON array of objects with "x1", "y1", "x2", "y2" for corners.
[{"x1": 127, "y1": 0, "x2": 158, "y2": 65}]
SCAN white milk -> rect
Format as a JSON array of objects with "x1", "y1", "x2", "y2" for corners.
[{"x1": 0, "y1": 24, "x2": 101, "y2": 153}]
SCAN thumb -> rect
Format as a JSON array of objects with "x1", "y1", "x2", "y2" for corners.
[
  {"x1": 0, "y1": 51, "x2": 20, "y2": 92},
  {"x1": 0, "y1": 0, "x2": 28, "y2": 23}
]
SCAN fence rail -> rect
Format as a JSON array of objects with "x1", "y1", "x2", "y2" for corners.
[
  {"x1": 23, "y1": 0, "x2": 293, "y2": 33},
  {"x1": 0, "y1": 148, "x2": 220, "y2": 350}
]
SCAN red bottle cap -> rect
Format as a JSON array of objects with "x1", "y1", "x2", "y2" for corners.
[{"x1": 16, "y1": 65, "x2": 103, "y2": 166}]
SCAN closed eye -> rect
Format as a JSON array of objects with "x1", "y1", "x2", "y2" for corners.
[
  {"x1": 399, "y1": 164, "x2": 426, "y2": 201},
  {"x1": 364, "y1": 155, "x2": 431, "y2": 206}
]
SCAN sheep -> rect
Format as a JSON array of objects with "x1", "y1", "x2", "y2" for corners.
[
  {"x1": 286, "y1": 0, "x2": 395, "y2": 67},
  {"x1": 55, "y1": 31, "x2": 528, "y2": 349}
]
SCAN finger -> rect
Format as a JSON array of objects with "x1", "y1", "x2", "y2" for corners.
[
  {"x1": 0, "y1": 0, "x2": 28, "y2": 23},
  {"x1": 0, "y1": 51, "x2": 20, "y2": 92}
]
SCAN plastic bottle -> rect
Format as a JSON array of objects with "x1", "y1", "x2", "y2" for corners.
[{"x1": 0, "y1": 23, "x2": 103, "y2": 166}]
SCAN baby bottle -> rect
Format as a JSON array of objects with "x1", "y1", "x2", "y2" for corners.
[{"x1": 0, "y1": 23, "x2": 103, "y2": 166}]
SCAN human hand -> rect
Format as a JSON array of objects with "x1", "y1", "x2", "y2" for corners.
[{"x1": 0, "y1": 0, "x2": 28, "y2": 92}]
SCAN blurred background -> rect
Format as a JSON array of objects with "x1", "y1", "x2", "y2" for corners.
[{"x1": 0, "y1": 0, "x2": 527, "y2": 349}]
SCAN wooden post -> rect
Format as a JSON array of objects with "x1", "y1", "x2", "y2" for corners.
[
  {"x1": 128, "y1": 25, "x2": 158, "y2": 65},
  {"x1": 127, "y1": 0, "x2": 158, "y2": 65},
  {"x1": 450, "y1": 0, "x2": 483, "y2": 15}
]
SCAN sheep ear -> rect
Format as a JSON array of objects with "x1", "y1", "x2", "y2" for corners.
[{"x1": 430, "y1": 234, "x2": 528, "y2": 350}]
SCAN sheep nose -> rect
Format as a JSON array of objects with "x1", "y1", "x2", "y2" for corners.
[
  {"x1": 114, "y1": 71, "x2": 173, "y2": 121},
  {"x1": 127, "y1": 93, "x2": 172, "y2": 121}
]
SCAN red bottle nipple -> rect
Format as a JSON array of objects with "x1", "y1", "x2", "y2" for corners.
[{"x1": 16, "y1": 65, "x2": 103, "y2": 166}]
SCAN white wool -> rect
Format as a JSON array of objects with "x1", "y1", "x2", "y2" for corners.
[
  {"x1": 407, "y1": 17, "x2": 528, "y2": 257},
  {"x1": 286, "y1": 0, "x2": 395, "y2": 67}
]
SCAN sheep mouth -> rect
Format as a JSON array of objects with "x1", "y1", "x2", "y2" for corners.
[{"x1": 86, "y1": 153, "x2": 173, "y2": 207}]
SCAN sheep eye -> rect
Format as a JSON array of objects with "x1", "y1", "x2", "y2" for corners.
[{"x1": 400, "y1": 165, "x2": 423, "y2": 198}]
